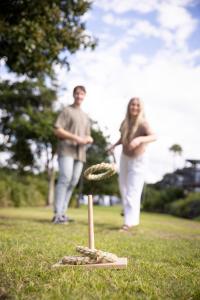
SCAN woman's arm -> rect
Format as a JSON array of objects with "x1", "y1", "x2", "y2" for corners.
[
  {"x1": 139, "y1": 134, "x2": 157, "y2": 144},
  {"x1": 129, "y1": 134, "x2": 156, "y2": 150},
  {"x1": 129, "y1": 122, "x2": 157, "y2": 149},
  {"x1": 113, "y1": 137, "x2": 122, "y2": 147},
  {"x1": 107, "y1": 137, "x2": 122, "y2": 153}
]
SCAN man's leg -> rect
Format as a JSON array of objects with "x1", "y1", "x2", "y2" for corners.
[
  {"x1": 54, "y1": 156, "x2": 74, "y2": 221},
  {"x1": 62, "y1": 160, "x2": 83, "y2": 216}
]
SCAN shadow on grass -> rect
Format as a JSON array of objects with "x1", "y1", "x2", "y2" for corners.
[
  {"x1": 77, "y1": 220, "x2": 120, "y2": 231},
  {"x1": 0, "y1": 215, "x2": 120, "y2": 231},
  {"x1": 0, "y1": 215, "x2": 51, "y2": 224}
]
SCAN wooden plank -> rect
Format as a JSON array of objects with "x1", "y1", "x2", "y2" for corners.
[{"x1": 52, "y1": 257, "x2": 127, "y2": 269}]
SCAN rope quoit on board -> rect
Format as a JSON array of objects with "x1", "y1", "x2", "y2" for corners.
[
  {"x1": 84, "y1": 162, "x2": 117, "y2": 181},
  {"x1": 61, "y1": 246, "x2": 118, "y2": 265},
  {"x1": 52, "y1": 162, "x2": 126, "y2": 268}
]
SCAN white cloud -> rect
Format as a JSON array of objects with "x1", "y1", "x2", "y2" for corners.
[
  {"x1": 158, "y1": 4, "x2": 194, "y2": 30},
  {"x1": 128, "y1": 20, "x2": 160, "y2": 38},
  {"x1": 0, "y1": 59, "x2": 27, "y2": 82},
  {"x1": 164, "y1": 0, "x2": 196, "y2": 7},
  {"x1": 130, "y1": 54, "x2": 148, "y2": 66},
  {"x1": 157, "y1": 3, "x2": 197, "y2": 48},
  {"x1": 102, "y1": 13, "x2": 130, "y2": 27},
  {"x1": 55, "y1": 35, "x2": 200, "y2": 182},
  {"x1": 94, "y1": 0, "x2": 159, "y2": 14},
  {"x1": 94, "y1": 0, "x2": 195, "y2": 14},
  {"x1": 81, "y1": 11, "x2": 93, "y2": 22},
  {"x1": 95, "y1": 0, "x2": 197, "y2": 52}
]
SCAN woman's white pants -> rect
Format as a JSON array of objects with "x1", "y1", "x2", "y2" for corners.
[{"x1": 119, "y1": 153, "x2": 146, "y2": 226}]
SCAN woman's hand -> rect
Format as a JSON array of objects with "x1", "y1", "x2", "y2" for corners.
[
  {"x1": 106, "y1": 144, "x2": 115, "y2": 154},
  {"x1": 129, "y1": 137, "x2": 142, "y2": 150}
]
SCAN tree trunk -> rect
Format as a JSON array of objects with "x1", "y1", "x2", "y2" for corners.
[{"x1": 46, "y1": 167, "x2": 55, "y2": 207}]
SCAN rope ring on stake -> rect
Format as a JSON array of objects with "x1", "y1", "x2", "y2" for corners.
[{"x1": 84, "y1": 163, "x2": 117, "y2": 181}]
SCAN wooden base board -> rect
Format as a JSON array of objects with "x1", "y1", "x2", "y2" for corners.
[{"x1": 52, "y1": 257, "x2": 127, "y2": 269}]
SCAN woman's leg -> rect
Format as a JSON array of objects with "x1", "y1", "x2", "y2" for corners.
[
  {"x1": 119, "y1": 153, "x2": 128, "y2": 204},
  {"x1": 62, "y1": 159, "x2": 83, "y2": 215},
  {"x1": 54, "y1": 156, "x2": 74, "y2": 218},
  {"x1": 124, "y1": 156, "x2": 146, "y2": 227}
]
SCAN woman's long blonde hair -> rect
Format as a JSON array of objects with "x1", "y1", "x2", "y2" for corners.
[{"x1": 121, "y1": 97, "x2": 145, "y2": 144}]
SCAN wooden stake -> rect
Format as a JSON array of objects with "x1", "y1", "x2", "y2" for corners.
[{"x1": 88, "y1": 195, "x2": 95, "y2": 249}]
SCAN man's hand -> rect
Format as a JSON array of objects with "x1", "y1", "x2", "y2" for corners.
[
  {"x1": 75, "y1": 135, "x2": 93, "y2": 145},
  {"x1": 74, "y1": 136, "x2": 87, "y2": 145},
  {"x1": 54, "y1": 128, "x2": 93, "y2": 145},
  {"x1": 85, "y1": 136, "x2": 94, "y2": 144}
]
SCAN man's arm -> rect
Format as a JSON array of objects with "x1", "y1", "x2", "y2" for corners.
[{"x1": 54, "y1": 127, "x2": 90, "y2": 145}]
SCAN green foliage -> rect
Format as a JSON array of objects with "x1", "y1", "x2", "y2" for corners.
[
  {"x1": 142, "y1": 186, "x2": 185, "y2": 213},
  {"x1": 0, "y1": 0, "x2": 96, "y2": 77},
  {"x1": 169, "y1": 193, "x2": 200, "y2": 219},
  {"x1": 0, "y1": 168, "x2": 47, "y2": 207},
  {"x1": 142, "y1": 185, "x2": 200, "y2": 220},
  {"x1": 169, "y1": 144, "x2": 183, "y2": 155},
  {"x1": 0, "y1": 79, "x2": 57, "y2": 171},
  {"x1": 87, "y1": 124, "x2": 110, "y2": 165},
  {"x1": 142, "y1": 187, "x2": 161, "y2": 212},
  {"x1": 0, "y1": 180, "x2": 12, "y2": 207}
]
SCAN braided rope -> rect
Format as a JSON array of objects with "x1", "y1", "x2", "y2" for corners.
[
  {"x1": 76, "y1": 246, "x2": 118, "y2": 263},
  {"x1": 60, "y1": 246, "x2": 118, "y2": 265},
  {"x1": 84, "y1": 162, "x2": 117, "y2": 181},
  {"x1": 62, "y1": 256, "x2": 97, "y2": 265}
]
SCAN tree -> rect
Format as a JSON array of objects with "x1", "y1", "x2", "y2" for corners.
[
  {"x1": 169, "y1": 144, "x2": 183, "y2": 171},
  {"x1": 0, "y1": 0, "x2": 96, "y2": 78},
  {"x1": 0, "y1": 0, "x2": 97, "y2": 205},
  {"x1": 0, "y1": 79, "x2": 57, "y2": 205}
]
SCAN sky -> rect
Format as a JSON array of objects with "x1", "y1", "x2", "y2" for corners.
[
  {"x1": 1, "y1": 0, "x2": 200, "y2": 182},
  {"x1": 54, "y1": 0, "x2": 200, "y2": 182}
]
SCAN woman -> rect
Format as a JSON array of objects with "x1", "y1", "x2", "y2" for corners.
[{"x1": 108, "y1": 97, "x2": 156, "y2": 232}]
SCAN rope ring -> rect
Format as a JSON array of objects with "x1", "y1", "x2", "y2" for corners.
[{"x1": 84, "y1": 163, "x2": 117, "y2": 181}]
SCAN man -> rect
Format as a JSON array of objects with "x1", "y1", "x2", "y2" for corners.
[{"x1": 53, "y1": 85, "x2": 93, "y2": 224}]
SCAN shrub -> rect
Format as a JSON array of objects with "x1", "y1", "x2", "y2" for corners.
[
  {"x1": 142, "y1": 186, "x2": 184, "y2": 213},
  {"x1": 0, "y1": 169, "x2": 48, "y2": 207},
  {"x1": 141, "y1": 187, "x2": 162, "y2": 212},
  {"x1": 169, "y1": 193, "x2": 200, "y2": 219},
  {"x1": 0, "y1": 180, "x2": 12, "y2": 206}
]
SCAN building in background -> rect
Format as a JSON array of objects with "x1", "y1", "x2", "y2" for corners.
[{"x1": 156, "y1": 159, "x2": 200, "y2": 192}]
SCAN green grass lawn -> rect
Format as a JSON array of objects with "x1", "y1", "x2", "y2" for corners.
[{"x1": 0, "y1": 206, "x2": 200, "y2": 300}]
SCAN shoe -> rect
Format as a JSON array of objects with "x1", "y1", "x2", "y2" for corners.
[
  {"x1": 61, "y1": 215, "x2": 74, "y2": 223},
  {"x1": 119, "y1": 224, "x2": 132, "y2": 233},
  {"x1": 52, "y1": 216, "x2": 68, "y2": 224},
  {"x1": 52, "y1": 216, "x2": 61, "y2": 224}
]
